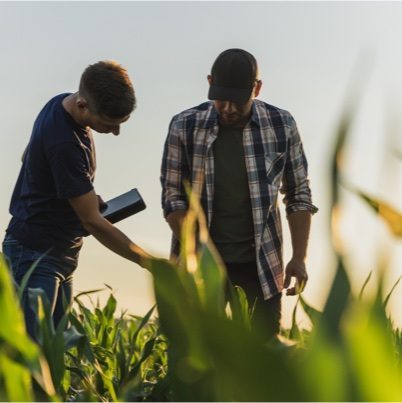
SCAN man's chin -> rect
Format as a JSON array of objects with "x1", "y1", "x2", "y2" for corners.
[
  {"x1": 220, "y1": 117, "x2": 247, "y2": 128},
  {"x1": 220, "y1": 115, "x2": 239, "y2": 125}
]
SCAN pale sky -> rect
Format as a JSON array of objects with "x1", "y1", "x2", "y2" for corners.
[{"x1": 0, "y1": 1, "x2": 401, "y2": 328}]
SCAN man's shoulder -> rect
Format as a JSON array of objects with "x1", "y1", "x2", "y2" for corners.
[
  {"x1": 34, "y1": 93, "x2": 81, "y2": 148},
  {"x1": 254, "y1": 99, "x2": 295, "y2": 125},
  {"x1": 38, "y1": 93, "x2": 71, "y2": 117},
  {"x1": 171, "y1": 101, "x2": 215, "y2": 125}
]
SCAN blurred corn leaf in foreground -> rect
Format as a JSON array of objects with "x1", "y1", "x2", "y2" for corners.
[
  {"x1": 304, "y1": 72, "x2": 402, "y2": 401},
  {"x1": 0, "y1": 253, "x2": 56, "y2": 401},
  {"x1": 146, "y1": 185, "x2": 402, "y2": 401},
  {"x1": 147, "y1": 189, "x2": 303, "y2": 401},
  {"x1": 355, "y1": 190, "x2": 402, "y2": 237},
  {"x1": 341, "y1": 179, "x2": 402, "y2": 238}
]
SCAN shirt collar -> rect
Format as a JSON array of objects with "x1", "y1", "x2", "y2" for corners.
[
  {"x1": 202, "y1": 103, "x2": 219, "y2": 129},
  {"x1": 250, "y1": 101, "x2": 261, "y2": 127},
  {"x1": 203, "y1": 100, "x2": 261, "y2": 129}
]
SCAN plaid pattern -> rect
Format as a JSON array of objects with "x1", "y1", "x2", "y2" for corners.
[{"x1": 161, "y1": 100, "x2": 318, "y2": 299}]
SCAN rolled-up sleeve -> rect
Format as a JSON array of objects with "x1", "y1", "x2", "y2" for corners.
[
  {"x1": 160, "y1": 115, "x2": 190, "y2": 218},
  {"x1": 280, "y1": 116, "x2": 318, "y2": 216}
]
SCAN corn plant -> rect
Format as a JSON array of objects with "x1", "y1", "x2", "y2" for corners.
[{"x1": 64, "y1": 290, "x2": 169, "y2": 402}]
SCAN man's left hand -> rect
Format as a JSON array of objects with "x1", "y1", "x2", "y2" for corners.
[{"x1": 284, "y1": 258, "x2": 308, "y2": 296}]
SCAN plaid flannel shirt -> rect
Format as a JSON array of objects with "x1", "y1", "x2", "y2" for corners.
[{"x1": 161, "y1": 99, "x2": 318, "y2": 299}]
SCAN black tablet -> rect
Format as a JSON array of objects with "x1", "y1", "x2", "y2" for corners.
[{"x1": 100, "y1": 188, "x2": 146, "y2": 224}]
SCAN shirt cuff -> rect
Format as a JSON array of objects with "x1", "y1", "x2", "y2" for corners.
[
  {"x1": 286, "y1": 202, "x2": 319, "y2": 216},
  {"x1": 163, "y1": 200, "x2": 188, "y2": 218}
]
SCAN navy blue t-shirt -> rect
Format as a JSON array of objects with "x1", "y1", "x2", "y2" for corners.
[{"x1": 6, "y1": 93, "x2": 96, "y2": 267}]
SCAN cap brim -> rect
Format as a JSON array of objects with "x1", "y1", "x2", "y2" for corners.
[{"x1": 208, "y1": 85, "x2": 252, "y2": 104}]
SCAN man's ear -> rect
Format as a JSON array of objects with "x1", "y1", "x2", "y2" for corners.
[
  {"x1": 76, "y1": 96, "x2": 88, "y2": 111},
  {"x1": 207, "y1": 75, "x2": 213, "y2": 86},
  {"x1": 254, "y1": 80, "x2": 263, "y2": 98}
]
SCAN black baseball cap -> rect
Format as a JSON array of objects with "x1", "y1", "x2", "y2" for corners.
[{"x1": 208, "y1": 48, "x2": 258, "y2": 104}]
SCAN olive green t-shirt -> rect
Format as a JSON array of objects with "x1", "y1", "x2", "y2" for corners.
[{"x1": 209, "y1": 125, "x2": 256, "y2": 263}]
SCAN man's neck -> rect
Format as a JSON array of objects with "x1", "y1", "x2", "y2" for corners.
[{"x1": 62, "y1": 93, "x2": 87, "y2": 128}]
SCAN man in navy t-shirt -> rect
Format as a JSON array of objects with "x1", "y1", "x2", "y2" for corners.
[{"x1": 2, "y1": 61, "x2": 152, "y2": 339}]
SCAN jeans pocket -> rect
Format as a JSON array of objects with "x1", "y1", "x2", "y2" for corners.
[
  {"x1": 2, "y1": 240, "x2": 23, "y2": 278},
  {"x1": 2, "y1": 234, "x2": 20, "y2": 246}
]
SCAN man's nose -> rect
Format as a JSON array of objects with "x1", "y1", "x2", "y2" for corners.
[
  {"x1": 112, "y1": 126, "x2": 120, "y2": 136},
  {"x1": 222, "y1": 101, "x2": 236, "y2": 113}
]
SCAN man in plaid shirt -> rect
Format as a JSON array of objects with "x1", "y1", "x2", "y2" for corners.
[{"x1": 161, "y1": 48, "x2": 318, "y2": 339}]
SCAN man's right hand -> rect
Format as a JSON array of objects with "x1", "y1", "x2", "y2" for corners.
[{"x1": 69, "y1": 189, "x2": 152, "y2": 267}]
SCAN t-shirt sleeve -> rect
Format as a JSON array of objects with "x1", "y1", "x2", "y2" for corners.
[{"x1": 47, "y1": 142, "x2": 94, "y2": 199}]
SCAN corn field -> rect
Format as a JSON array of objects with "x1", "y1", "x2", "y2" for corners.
[{"x1": 1, "y1": 91, "x2": 401, "y2": 401}]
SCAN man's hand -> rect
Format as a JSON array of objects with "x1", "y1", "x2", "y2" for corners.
[
  {"x1": 97, "y1": 195, "x2": 108, "y2": 212},
  {"x1": 283, "y1": 258, "x2": 308, "y2": 296},
  {"x1": 69, "y1": 190, "x2": 152, "y2": 266},
  {"x1": 166, "y1": 210, "x2": 187, "y2": 240}
]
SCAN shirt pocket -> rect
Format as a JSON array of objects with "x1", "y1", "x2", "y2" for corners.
[{"x1": 264, "y1": 152, "x2": 286, "y2": 187}]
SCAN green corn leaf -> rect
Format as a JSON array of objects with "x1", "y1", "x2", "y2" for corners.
[
  {"x1": 0, "y1": 255, "x2": 38, "y2": 359},
  {"x1": 197, "y1": 242, "x2": 227, "y2": 315},
  {"x1": 51, "y1": 313, "x2": 70, "y2": 387},
  {"x1": 75, "y1": 299, "x2": 97, "y2": 335},
  {"x1": 128, "y1": 337, "x2": 157, "y2": 379},
  {"x1": 226, "y1": 280, "x2": 242, "y2": 322},
  {"x1": 298, "y1": 333, "x2": 350, "y2": 401},
  {"x1": 63, "y1": 326, "x2": 86, "y2": 351},
  {"x1": 289, "y1": 298, "x2": 301, "y2": 341},
  {"x1": 103, "y1": 293, "x2": 117, "y2": 322},
  {"x1": 92, "y1": 360, "x2": 118, "y2": 401},
  {"x1": 117, "y1": 335, "x2": 128, "y2": 384},
  {"x1": 0, "y1": 254, "x2": 56, "y2": 399},
  {"x1": 384, "y1": 276, "x2": 401, "y2": 309},
  {"x1": 234, "y1": 285, "x2": 253, "y2": 330},
  {"x1": 74, "y1": 288, "x2": 105, "y2": 299},
  {"x1": 299, "y1": 295, "x2": 322, "y2": 328},
  {"x1": 130, "y1": 305, "x2": 155, "y2": 345},
  {"x1": 319, "y1": 256, "x2": 351, "y2": 343},
  {"x1": 199, "y1": 311, "x2": 302, "y2": 402},
  {"x1": 358, "y1": 271, "x2": 373, "y2": 300},
  {"x1": 346, "y1": 187, "x2": 402, "y2": 238},
  {"x1": 0, "y1": 354, "x2": 32, "y2": 402},
  {"x1": 344, "y1": 301, "x2": 402, "y2": 401},
  {"x1": 68, "y1": 312, "x2": 96, "y2": 364},
  {"x1": 17, "y1": 251, "x2": 48, "y2": 300},
  {"x1": 27, "y1": 288, "x2": 54, "y2": 344}
]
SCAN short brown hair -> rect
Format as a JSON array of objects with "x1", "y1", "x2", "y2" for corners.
[{"x1": 79, "y1": 60, "x2": 136, "y2": 118}]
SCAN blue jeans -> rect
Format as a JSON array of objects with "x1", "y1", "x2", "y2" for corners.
[{"x1": 2, "y1": 233, "x2": 76, "y2": 339}]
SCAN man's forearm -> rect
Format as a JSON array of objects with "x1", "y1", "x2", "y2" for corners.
[
  {"x1": 85, "y1": 218, "x2": 150, "y2": 265},
  {"x1": 287, "y1": 210, "x2": 311, "y2": 261},
  {"x1": 69, "y1": 190, "x2": 152, "y2": 267}
]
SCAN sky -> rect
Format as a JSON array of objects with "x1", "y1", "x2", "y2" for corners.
[{"x1": 0, "y1": 1, "x2": 401, "y2": 328}]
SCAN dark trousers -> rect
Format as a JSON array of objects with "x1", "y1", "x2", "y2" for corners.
[
  {"x1": 225, "y1": 261, "x2": 281, "y2": 340},
  {"x1": 2, "y1": 233, "x2": 76, "y2": 340}
]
